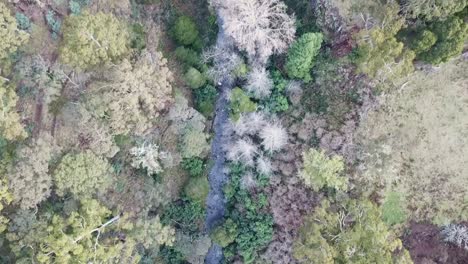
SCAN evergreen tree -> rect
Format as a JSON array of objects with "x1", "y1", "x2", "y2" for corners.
[{"x1": 285, "y1": 32, "x2": 323, "y2": 82}]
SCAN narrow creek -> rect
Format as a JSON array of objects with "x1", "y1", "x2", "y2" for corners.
[{"x1": 204, "y1": 15, "x2": 232, "y2": 264}]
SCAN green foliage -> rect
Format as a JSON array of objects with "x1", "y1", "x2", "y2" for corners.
[
  {"x1": 222, "y1": 163, "x2": 274, "y2": 263},
  {"x1": 161, "y1": 198, "x2": 205, "y2": 234},
  {"x1": 130, "y1": 23, "x2": 146, "y2": 51},
  {"x1": 159, "y1": 246, "x2": 185, "y2": 264},
  {"x1": 299, "y1": 149, "x2": 347, "y2": 192},
  {"x1": 172, "y1": 16, "x2": 199, "y2": 46},
  {"x1": 0, "y1": 3, "x2": 29, "y2": 62},
  {"x1": 229, "y1": 87, "x2": 257, "y2": 120},
  {"x1": 184, "y1": 67, "x2": 206, "y2": 89},
  {"x1": 402, "y1": 0, "x2": 467, "y2": 19},
  {"x1": 180, "y1": 126, "x2": 210, "y2": 158},
  {"x1": 53, "y1": 151, "x2": 113, "y2": 198},
  {"x1": 69, "y1": 1, "x2": 81, "y2": 14},
  {"x1": 211, "y1": 219, "x2": 238, "y2": 247},
  {"x1": 381, "y1": 192, "x2": 407, "y2": 226},
  {"x1": 15, "y1": 13, "x2": 31, "y2": 31},
  {"x1": 0, "y1": 81, "x2": 27, "y2": 140},
  {"x1": 136, "y1": 0, "x2": 160, "y2": 5},
  {"x1": 418, "y1": 16, "x2": 468, "y2": 64},
  {"x1": 181, "y1": 157, "x2": 205, "y2": 177},
  {"x1": 194, "y1": 84, "x2": 217, "y2": 117},
  {"x1": 45, "y1": 10, "x2": 61, "y2": 39},
  {"x1": 293, "y1": 199, "x2": 411, "y2": 264},
  {"x1": 184, "y1": 176, "x2": 209, "y2": 204},
  {"x1": 60, "y1": 12, "x2": 129, "y2": 69},
  {"x1": 405, "y1": 29, "x2": 437, "y2": 54},
  {"x1": 174, "y1": 46, "x2": 201, "y2": 68},
  {"x1": 261, "y1": 70, "x2": 289, "y2": 113},
  {"x1": 285, "y1": 32, "x2": 323, "y2": 82}
]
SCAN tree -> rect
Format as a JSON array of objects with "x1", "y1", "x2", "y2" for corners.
[
  {"x1": 298, "y1": 149, "x2": 347, "y2": 192},
  {"x1": 53, "y1": 151, "x2": 113, "y2": 198},
  {"x1": 0, "y1": 178, "x2": 13, "y2": 233},
  {"x1": 87, "y1": 52, "x2": 173, "y2": 135},
  {"x1": 60, "y1": 12, "x2": 129, "y2": 69},
  {"x1": 293, "y1": 199, "x2": 412, "y2": 264},
  {"x1": 245, "y1": 67, "x2": 273, "y2": 99},
  {"x1": 401, "y1": 0, "x2": 467, "y2": 19},
  {"x1": 212, "y1": 0, "x2": 296, "y2": 63},
  {"x1": 211, "y1": 219, "x2": 238, "y2": 247},
  {"x1": 184, "y1": 67, "x2": 206, "y2": 89},
  {"x1": 229, "y1": 87, "x2": 257, "y2": 120},
  {"x1": 406, "y1": 30, "x2": 437, "y2": 55},
  {"x1": 8, "y1": 136, "x2": 54, "y2": 209},
  {"x1": 184, "y1": 176, "x2": 209, "y2": 203},
  {"x1": 0, "y1": 80, "x2": 27, "y2": 140},
  {"x1": 0, "y1": 3, "x2": 28, "y2": 62},
  {"x1": 259, "y1": 122, "x2": 288, "y2": 153},
  {"x1": 172, "y1": 16, "x2": 199, "y2": 46},
  {"x1": 285, "y1": 33, "x2": 323, "y2": 82},
  {"x1": 353, "y1": 3, "x2": 415, "y2": 82},
  {"x1": 418, "y1": 16, "x2": 468, "y2": 64},
  {"x1": 130, "y1": 143, "x2": 164, "y2": 176},
  {"x1": 180, "y1": 126, "x2": 210, "y2": 158}
]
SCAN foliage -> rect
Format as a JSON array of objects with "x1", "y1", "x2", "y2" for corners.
[
  {"x1": 180, "y1": 126, "x2": 210, "y2": 159},
  {"x1": 293, "y1": 199, "x2": 410, "y2": 264},
  {"x1": 130, "y1": 143, "x2": 164, "y2": 176},
  {"x1": 0, "y1": 81, "x2": 27, "y2": 140},
  {"x1": 181, "y1": 157, "x2": 205, "y2": 177},
  {"x1": 172, "y1": 16, "x2": 199, "y2": 46},
  {"x1": 401, "y1": 0, "x2": 467, "y2": 19},
  {"x1": 299, "y1": 148, "x2": 347, "y2": 192},
  {"x1": 260, "y1": 70, "x2": 289, "y2": 113},
  {"x1": 353, "y1": 3, "x2": 415, "y2": 82},
  {"x1": 159, "y1": 246, "x2": 185, "y2": 264},
  {"x1": 15, "y1": 13, "x2": 31, "y2": 31},
  {"x1": 212, "y1": 0, "x2": 296, "y2": 62},
  {"x1": 87, "y1": 54, "x2": 173, "y2": 135},
  {"x1": 60, "y1": 12, "x2": 129, "y2": 69},
  {"x1": 9, "y1": 199, "x2": 158, "y2": 263},
  {"x1": 53, "y1": 151, "x2": 113, "y2": 198},
  {"x1": 417, "y1": 16, "x2": 468, "y2": 65},
  {"x1": 194, "y1": 84, "x2": 217, "y2": 117},
  {"x1": 130, "y1": 23, "x2": 146, "y2": 51},
  {"x1": 184, "y1": 67, "x2": 206, "y2": 89},
  {"x1": 381, "y1": 191, "x2": 407, "y2": 226},
  {"x1": 0, "y1": 3, "x2": 28, "y2": 61},
  {"x1": 404, "y1": 29, "x2": 437, "y2": 55},
  {"x1": 174, "y1": 46, "x2": 201, "y2": 69},
  {"x1": 222, "y1": 163, "x2": 274, "y2": 263},
  {"x1": 285, "y1": 32, "x2": 323, "y2": 82},
  {"x1": 45, "y1": 10, "x2": 61, "y2": 39},
  {"x1": 161, "y1": 198, "x2": 205, "y2": 234},
  {"x1": 211, "y1": 219, "x2": 238, "y2": 247},
  {"x1": 229, "y1": 87, "x2": 257, "y2": 120},
  {"x1": 128, "y1": 216, "x2": 175, "y2": 249},
  {"x1": 184, "y1": 176, "x2": 209, "y2": 204},
  {"x1": 8, "y1": 136, "x2": 54, "y2": 209},
  {"x1": 0, "y1": 178, "x2": 13, "y2": 233}
]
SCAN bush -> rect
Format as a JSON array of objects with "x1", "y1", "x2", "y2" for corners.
[
  {"x1": 298, "y1": 149, "x2": 347, "y2": 192},
  {"x1": 194, "y1": 84, "x2": 217, "y2": 117},
  {"x1": 45, "y1": 10, "x2": 61, "y2": 39},
  {"x1": 174, "y1": 46, "x2": 201, "y2": 68},
  {"x1": 130, "y1": 23, "x2": 146, "y2": 51},
  {"x1": 184, "y1": 67, "x2": 206, "y2": 89},
  {"x1": 211, "y1": 219, "x2": 238, "y2": 247},
  {"x1": 381, "y1": 191, "x2": 407, "y2": 226},
  {"x1": 15, "y1": 13, "x2": 31, "y2": 30},
  {"x1": 180, "y1": 127, "x2": 210, "y2": 158},
  {"x1": 181, "y1": 157, "x2": 205, "y2": 177},
  {"x1": 229, "y1": 87, "x2": 257, "y2": 120},
  {"x1": 172, "y1": 16, "x2": 199, "y2": 46},
  {"x1": 285, "y1": 32, "x2": 323, "y2": 82},
  {"x1": 261, "y1": 70, "x2": 289, "y2": 113},
  {"x1": 184, "y1": 176, "x2": 209, "y2": 204},
  {"x1": 161, "y1": 198, "x2": 205, "y2": 234}
]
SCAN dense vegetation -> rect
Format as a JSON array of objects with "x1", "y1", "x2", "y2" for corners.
[{"x1": 0, "y1": 0, "x2": 467, "y2": 263}]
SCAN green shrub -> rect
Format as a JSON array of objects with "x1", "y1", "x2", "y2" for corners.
[
  {"x1": 184, "y1": 67, "x2": 206, "y2": 89},
  {"x1": 69, "y1": 1, "x2": 81, "y2": 14},
  {"x1": 261, "y1": 71, "x2": 289, "y2": 113},
  {"x1": 172, "y1": 16, "x2": 199, "y2": 46},
  {"x1": 184, "y1": 176, "x2": 209, "y2": 204},
  {"x1": 45, "y1": 10, "x2": 61, "y2": 39},
  {"x1": 229, "y1": 87, "x2": 257, "y2": 120},
  {"x1": 161, "y1": 198, "x2": 205, "y2": 234},
  {"x1": 285, "y1": 32, "x2": 323, "y2": 82},
  {"x1": 194, "y1": 84, "x2": 217, "y2": 117},
  {"x1": 211, "y1": 219, "x2": 238, "y2": 247},
  {"x1": 181, "y1": 157, "x2": 205, "y2": 177},
  {"x1": 174, "y1": 46, "x2": 200, "y2": 68},
  {"x1": 407, "y1": 29, "x2": 437, "y2": 54},
  {"x1": 15, "y1": 13, "x2": 31, "y2": 30},
  {"x1": 130, "y1": 23, "x2": 146, "y2": 51}
]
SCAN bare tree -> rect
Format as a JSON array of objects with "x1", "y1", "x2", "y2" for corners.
[
  {"x1": 203, "y1": 40, "x2": 243, "y2": 85},
  {"x1": 212, "y1": 0, "x2": 296, "y2": 63},
  {"x1": 245, "y1": 67, "x2": 273, "y2": 99}
]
